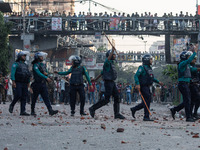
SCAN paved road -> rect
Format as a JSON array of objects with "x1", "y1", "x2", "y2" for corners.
[{"x1": 0, "y1": 102, "x2": 200, "y2": 150}]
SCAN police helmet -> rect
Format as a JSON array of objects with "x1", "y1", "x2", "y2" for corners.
[
  {"x1": 106, "y1": 50, "x2": 117, "y2": 59},
  {"x1": 69, "y1": 55, "x2": 81, "y2": 66},
  {"x1": 142, "y1": 54, "x2": 153, "y2": 65},
  {"x1": 180, "y1": 51, "x2": 193, "y2": 61},
  {"x1": 34, "y1": 52, "x2": 48, "y2": 60},
  {"x1": 17, "y1": 51, "x2": 29, "y2": 60}
]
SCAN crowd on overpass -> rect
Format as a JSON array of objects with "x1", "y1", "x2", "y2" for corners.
[{"x1": 3, "y1": 10, "x2": 200, "y2": 31}]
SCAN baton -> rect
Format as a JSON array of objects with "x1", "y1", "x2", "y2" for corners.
[
  {"x1": 102, "y1": 31, "x2": 119, "y2": 56},
  {"x1": 139, "y1": 90, "x2": 151, "y2": 116}
]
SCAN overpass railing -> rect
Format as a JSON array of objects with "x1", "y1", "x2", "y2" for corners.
[
  {"x1": 96, "y1": 51, "x2": 165, "y2": 63},
  {"x1": 4, "y1": 16, "x2": 200, "y2": 35}
]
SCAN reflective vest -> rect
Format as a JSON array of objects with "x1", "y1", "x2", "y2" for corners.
[
  {"x1": 138, "y1": 65, "x2": 154, "y2": 86},
  {"x1": 70, "y1": 66, "x2": 84, "y2": 84},
  {"x1": 103, "y1": 61, "x2": 117, "y2": 81},
  {"x1": 15, "y1": 62, "x2": 31, "y2": 83}
]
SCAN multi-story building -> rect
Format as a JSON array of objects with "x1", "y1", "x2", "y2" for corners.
[
  {"x1": 3, "y1": 0, "x2": 74, "y2": 14},
  {"x1": 77, "y1": 34, "x2": 114, "y2": 52},
  {"x1": 149, "y1": 41, "x2": 165, "y2": 53},
  {"x1": 30, "y1": 0, "x2": 74, "y2": 14}
]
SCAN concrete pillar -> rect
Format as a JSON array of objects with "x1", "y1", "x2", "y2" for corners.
[
  {"x1": 165, "y1": 34, "x2": 171, "y2": 63},
  {"x1": 21, "y1": 33, "x2": 34, "y2": 64}
]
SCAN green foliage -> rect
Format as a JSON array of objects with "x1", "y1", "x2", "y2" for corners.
[
  {"x1": 0, "y1": 12, "x2": 12, "y2": 75},
  {"x1": 97, "y1": 46, "x2": 107, "y2": 52},
  {"x1": 115, "y1": 64, "x2": 137, "y2": 83},
  {"x1": 162, "y1": 65, "x2": 178, "y2": 82}
]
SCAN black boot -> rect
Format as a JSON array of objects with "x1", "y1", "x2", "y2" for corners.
[
  {"x1": 89, "y1": 100, "x2": 108, "y2": 118},
  {"x1": 20, "y1": 112, "x2": 30, "y2": 116},
  {"x1": 9, "y1": 104, "x2": 14, "y2": 113},
  {"x1": 186, "y1": 117, "x2": 195, "y2": 122},
  {"x1": 49, "y1": 109, "x2": 58, "y2": 116},
  {"x1": 89, "y1": 107, "x2": 95, "y2": 118},
  {"x1": 143, "y1": 117, "x2": 154, "y2": 121},
  {"x1": 31, "y1": 109, "x2": 37, "y2": 116},
  {"x1": 193, "y1": 113, "x2": 200, "y2": 119},
  {"x1": 170, "y1": 108, "x2": 176, "y2": 120},
  {"x1": 114, "y1": 103, "x2": 125, "y2": 119},
  {"x1": 130, "y1": 107, "x2": 136, "y2": 118}
]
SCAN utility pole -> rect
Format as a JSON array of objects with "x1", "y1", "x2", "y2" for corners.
[
  {"x1": 144, "y1": 41, "x2": 147, "y2": 52},
  {"x1": 89, "y1": 0, "x2": 91, "y2": 13}
]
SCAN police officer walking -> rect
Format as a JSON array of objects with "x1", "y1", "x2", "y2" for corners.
[
  {"x1": 54, "y1": 55, "x2": 92, "y2": 116},
  {"x1": 9, "y1": 51, "x2": 31, "y2": 116},
  {"x1": 89, "y1": 48, "x2": 126, "y2": 119},
  {"x1": 0, "y1": 71, "x2": 6, "y2": 104},
  {"x1": 189, "y1": 56, "x2": 200, "y2": 119},
  {"x1": 170, "y1": 48, "x2": 197, "y2": 122},
  {"x1": 31, "y1": 52, "x2": 58, "y2": 116},
  {"x1": 130, "y1": 54, "x2": 163, "y2": 121}
]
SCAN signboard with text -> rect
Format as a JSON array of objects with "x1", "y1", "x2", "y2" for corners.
[{"x1": 52, "y1": 17, "x2": 62, "y2": 31}]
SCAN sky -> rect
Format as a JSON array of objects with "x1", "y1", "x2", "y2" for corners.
[{"x1": 74, "y1": 0, "x2": 197, "y2": 52}]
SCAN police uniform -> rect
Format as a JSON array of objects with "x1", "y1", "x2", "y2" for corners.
[
  {"x1": 0, "y1": 73, "x2": 6, "y2": 104},
  {"x1": 130, "y1": 64, "x2": 160, "y2": 121},
  {"x1": 47, "y1": 76, "x2": 55, "y2": 105},
  {"x1": 9, "y1": 60, "x2": 31, "y2": 115},
  {"x1": 189, "y1": 62, "x2": 200, "y2": 118},
  {"x1": 58, "y1": 65, "x2": 91, "y2": 116},
  {"x1": 31, "y1": 61, "x2": 58, "y2": 116},
  {"x1": 170, "y1": 51, "x2": 196, "y2": 122},
  {"x1": 89, "y1": 56, "x2": 125, "y2": 119}
]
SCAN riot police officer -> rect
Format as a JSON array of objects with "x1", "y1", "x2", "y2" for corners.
[
  {"x1": 89, "y1": 47, "x2": 126, "y2": 119},
  {"x1": 189, "y1": 56, "x2": 200, "y2": 119},
  {"x1": 130, "y1": 54, "x2": 163, "y2": 121},
  {"x1": 170, "y1": 49, "x2": 197, "y2": 122},
  {"x1": 54, "y1": 55, "x2": 92, "y2": 116},
  {"x1": 9, "y1": 51, "x2": 31, "y2": 116},
  {"x1": 0, "y1": 71, "x2": 6, "y2": 104},
  {"x1": 31, "y1": 52, "x2": 58, "y2": 116}
]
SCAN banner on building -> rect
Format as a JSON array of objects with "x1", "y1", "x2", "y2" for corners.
[
  {"x1": 83, "y1": 58, "x2": 96, "y2": 66},
  {"x1": 109, "y1": 18, "x2": 120, "y2": 31},
  {"x1": 170, "y1": 35, "x2": 190, "y2": 62},
  {"x1": 86, "y1": 63, "x2": 103, "y2": 70},
  {"x1": 95, "y1": 32, "x2": 101, "y2": 39},
  {"x1": 158, "y1": 45, "x2": 165, "y2": 50},
  {"x1": 198, "y1": 5, "x2": 200, "y2": 15},
  {"x1": 66, "y1": 60, "x2": 72, "y2": 66},
  {"x1": 52, "y1": 17, "x2": 62, "y2": 31}
]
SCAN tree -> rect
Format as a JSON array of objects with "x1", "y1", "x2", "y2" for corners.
[
  {"x1": 0, "y1": 12, "x2": 12, "y2": 75},
  {"x1": 162, "y1": 64, "x2": 178, "y2": 83},
  {"x1": 97, "y1": 46, "x2": 107, "y2": 52}
]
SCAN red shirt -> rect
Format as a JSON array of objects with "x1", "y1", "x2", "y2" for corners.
[{"x1": 89, "y1": 82, "x2": 96, "y2": 92}]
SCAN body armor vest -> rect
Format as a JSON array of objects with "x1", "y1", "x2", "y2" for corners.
[
  {"x1": 70, "y1": 66, "x2": 84, "y2": 84},
  {"x1": 15, "y1": 62, "x2": 31, "y2": 83},
  {"x1": 138, "y1": 65, "x2": 154, "y2": 86},
  {"x1": 103, "y1": 61, "x2": 117, "y2": 81}
]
